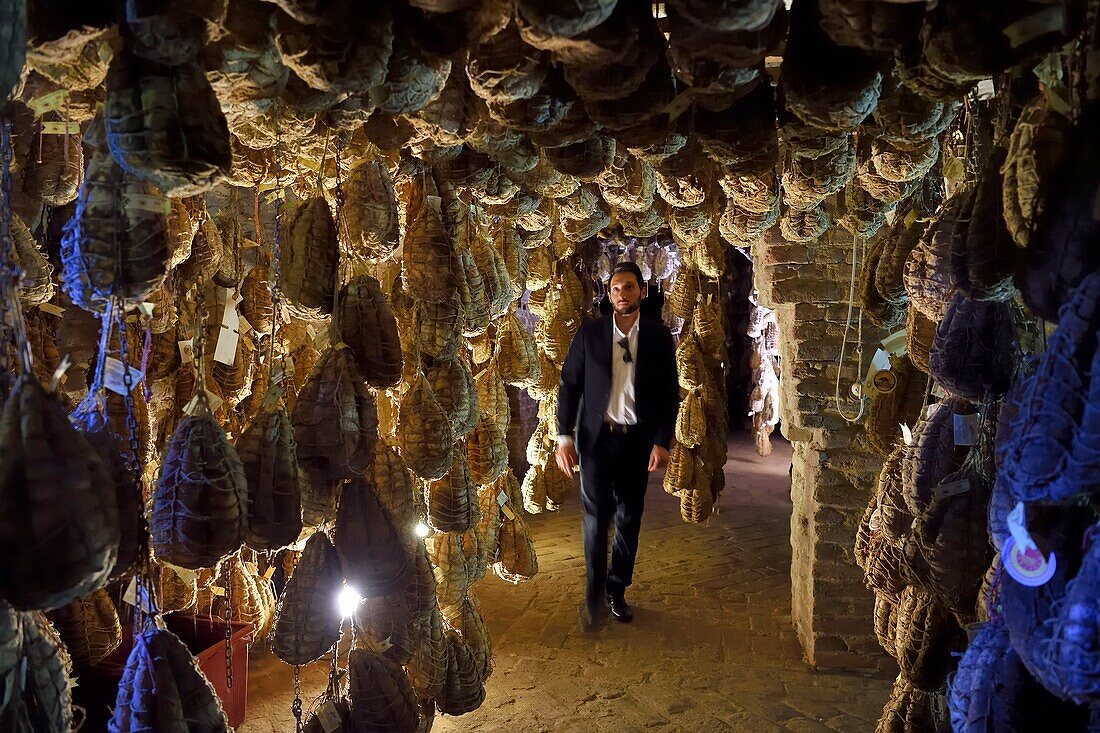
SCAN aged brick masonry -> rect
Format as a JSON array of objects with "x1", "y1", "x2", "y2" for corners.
[{"x1": 755, "y1": 228, "x2": 891, "y2": 672}]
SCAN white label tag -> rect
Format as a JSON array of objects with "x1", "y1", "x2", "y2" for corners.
[
  {"x1": 41, "y1": 120, "x2": 81, "y2": 135},
  {"x1": 931, "y1": 383, "x2": 947, "y2": 399},
  {"x1": 316, "y1": 700, "x2": 343, "y2": 733},
  {"x1": 165, "y1": 563, "x2": 198, "y2": 586},
  {"x1": 213, "y1": 293, "x2": 243, "y2": 366},
  {"x1": 900, "y1": 423, "x2": 913, "y2": 446},
  {"x1": 496, "y1": 490, "x2": 508, "y2": 507},
  {"x1": 103, "y1": 358, "x2": 143, "y2": 395},
  {"x1": 123, "y1": 577, "x2": 156, "y2": 613},
  {"x1": 237, "y1": 315, "x2": 253, "y2": 335},
  {"x1": 137, "y1": 301, "x2": 155, "y2": 318},
  {"x1": 661, "y1": 88, "x2": 697, "y2": 121},
  {"x1": 865, "y1": 350, "x2": 894, "y2": 396},
  {"x1": 881, "y1": 329, "x2": 907, "y2": 357},
  {"x1": 365, "y1": 636, "x2": 393, "y2": 654},
  {"x1": 426, "y1": 195, "x2": 443, "y2": 218},
  {"x1": 953, "y1": 413, "x2": 980, "y2": 446},
  {"x1": 975, "y1": 78, "x2": 996, "y2": 100},
  {"x1": 932, "y1": 477, "x2": 971, "y2": 500},
  {"x1": 295, "y1": 157, "x2": 321, "y2": 174},
  {"x1": 870, "y1": 348, "x2": 891, "y2": 374},
  {"x1": 222, "y1": 292, "x2": 241, "y2": 331},
  {"x1": 37, "y1": 303, "x2": 65, "y2": 317},
  {"x1": 183, "y1": 389, "x2": 224, "y2": 416},
  {"x1": 1007, "y1": 501, "x2": 1038, "y2": 553},
  {"x1": 178, "y1": 340, "x2": 194, "y2": 364},
  {"x1": 27, "y1": 89, "x2": 68, "y2": 117},
  {"x1": 213, "y1": 326, "x2": 240, "y2": 366},
  {"x1": 205, "y1": 389, "x2": 224, "y2": 413},
  {"x1": 50, "y1": 355, "x2": 71, "y2": 392}
]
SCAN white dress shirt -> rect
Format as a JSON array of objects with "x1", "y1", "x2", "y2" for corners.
[
  {"x1": 558, "y1": 316, "x2": 640, "y2": 448},
  {"x1": 604, "y1": 317, "x2": 638, "y2": 424}
]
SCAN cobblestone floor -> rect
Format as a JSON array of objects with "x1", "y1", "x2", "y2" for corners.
[{"x1": 242, "y1": 435, "x2": 891, "y2": 733}]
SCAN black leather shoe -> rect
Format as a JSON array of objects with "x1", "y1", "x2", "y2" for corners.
[{"x1": 607, "y1": 594, "x2": 634, "y2": 623}]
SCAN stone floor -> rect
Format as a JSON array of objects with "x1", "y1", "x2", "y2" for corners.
[{"x1": 241, "y1": 435, "x2": 891, "y2": 733}]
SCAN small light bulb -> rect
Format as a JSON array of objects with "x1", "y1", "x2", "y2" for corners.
[
  {"x1": 414, "y1": 521, "x2": 431, "y2": 539},
  {"x1": 336, "y1": 585, "x2": 362, "y2": 619}
]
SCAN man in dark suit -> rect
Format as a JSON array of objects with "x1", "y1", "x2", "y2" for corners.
[{"x1": 555, "y1": 262, "x2": 680, "y2": 631}]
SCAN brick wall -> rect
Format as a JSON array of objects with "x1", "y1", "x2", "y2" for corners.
[{"x1": 753, "y1": 227, "x2": 895, "y2": 673}]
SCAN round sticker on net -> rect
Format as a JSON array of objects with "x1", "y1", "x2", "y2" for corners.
[
  {"x1": 1003, "y1": 535, "x2": 1056, "y2": 587},
  {"x1": 872, "y1": 370, "x2": 897, "y2": 394}
]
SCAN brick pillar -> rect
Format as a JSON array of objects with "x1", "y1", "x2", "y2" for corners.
[{"x1": 753, "y1": 228, "x2": 894, "y2": 673}]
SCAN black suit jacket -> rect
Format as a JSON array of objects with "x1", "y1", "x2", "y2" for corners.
[{"x1": 556, "y1": 314, "x2": 680, "y2": 456}]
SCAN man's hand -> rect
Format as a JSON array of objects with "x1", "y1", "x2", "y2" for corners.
[
  {"x1": 648, "y1": 444, "x2": 670, "y2": 472},
  {"x1": 555, "y1": 440, "x2": 579, "y2": 477}
]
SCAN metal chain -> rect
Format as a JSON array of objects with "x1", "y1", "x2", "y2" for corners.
[
  {"x1": 195, "y1": 282, "x2": 210, "y2": 396},
  {"x1": 140, "y1": 318, "x2": 152, "y2": 402},
  {"x1": 333, "y1": 150, "x2": 346, "y2": 237},
  {"x1": 267, "y1": 102, "x2": 285, "y2": 392},
  {"x1": 292, "y1": 666, "x2": 303, "y2": 733},
  {"x1": 224, "y1": 559, "x2": 234, "y2": 690},
  {"x1": 0, "y1": 119, "x2": 13, "y2": 389},
  {"x1": 0, "y1": 119, "x2": 13, "y2": 268},
  {"x1": 329, "y1": 647, "x2": 341, "y2": 697},
  {"x1": 0, "y1": 118, "x2": 31, "y2": 379},
  {"x1": 113, "y1": 297, "x2": 156, "y2": 631},
  {"x1": 115, "y1": 298, "x2": 143, "y2": 488}
]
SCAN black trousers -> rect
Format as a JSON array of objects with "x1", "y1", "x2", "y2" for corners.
[{"x1": 579, "y1": 426, "x2": 650, "y2": 612}]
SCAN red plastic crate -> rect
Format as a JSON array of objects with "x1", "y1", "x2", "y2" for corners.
[{"x1": 76, "y1": 614, "x2": 254, "y2": 729}]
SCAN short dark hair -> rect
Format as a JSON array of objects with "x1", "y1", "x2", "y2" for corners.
[{"x1": 610, "y1": 261, "x2": 645, "y2": 289}]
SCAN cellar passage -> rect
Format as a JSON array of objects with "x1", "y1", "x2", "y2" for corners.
[{"x1": 0, "y1": 0, "x2": 1096, "y2": 731}]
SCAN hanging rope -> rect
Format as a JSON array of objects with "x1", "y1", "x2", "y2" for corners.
[
  {"x1": 267, "y1": 100, "x2": 286, "y2": 395},
  {"x1": 835, "y1": 233, "x2": 868, "y2": 423}
]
